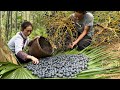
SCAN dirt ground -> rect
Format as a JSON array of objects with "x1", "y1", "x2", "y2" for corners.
[
  {"x1": 99, "y1": 40, "x2": 120, "y2": 79},
  {"x1": 106, "y1": 42, "x2": 120, "y2": 58}
]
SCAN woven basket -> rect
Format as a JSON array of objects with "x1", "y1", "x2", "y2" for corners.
[{"x1": 28, "y1": 36, "x2": 53, "y2": 59}]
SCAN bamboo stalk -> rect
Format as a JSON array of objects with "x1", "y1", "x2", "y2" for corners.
[{"x1": 0, "y1": 11, "x2": 1, "y2": 38}]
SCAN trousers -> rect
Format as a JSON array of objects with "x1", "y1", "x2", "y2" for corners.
[{"x1": 76, "y1": 32, "x2": 92, "y2": 51}]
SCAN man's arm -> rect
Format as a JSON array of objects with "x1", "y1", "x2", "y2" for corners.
[{"x1": 69, "y1": 26, "x2": 90, "y2": 48}]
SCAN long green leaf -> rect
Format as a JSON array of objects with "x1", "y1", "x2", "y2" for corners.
[
  {"x1": 88, "y1": 53, "x2": 114, "y2": 65},
  {"x1": 76, "y1": 64, "x2": 120, "y2": 79},
  {"x1": 80, "y1": 46, "x2": 104, "y2": 55}
]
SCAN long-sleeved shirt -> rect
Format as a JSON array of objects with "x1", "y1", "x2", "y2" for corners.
[{"x1": 8, "y1": 31, "x2": 30, "y2": 61}]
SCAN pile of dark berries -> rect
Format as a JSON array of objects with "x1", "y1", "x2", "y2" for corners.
[{"x1": 25, "y1": 54, "x2": 89, "y2": 78}]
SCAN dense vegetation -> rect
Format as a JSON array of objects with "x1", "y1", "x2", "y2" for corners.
[{"x1": 0, "y1": 11, "x2": 120, "y2": 79}]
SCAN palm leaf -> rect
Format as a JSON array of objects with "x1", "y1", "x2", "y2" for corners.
[
  {"x1": 0, "y1": 62, "x2": 38, "y2": 79},
  {"x1": 1, "y1": 67, "x2": 38, "y2": 79},
  {"x1": 0, "y1": 62, "x2": 19, "y2": 77},
  {"x1": 76, "y1": 66, "x2": 120, "y2": 79}
]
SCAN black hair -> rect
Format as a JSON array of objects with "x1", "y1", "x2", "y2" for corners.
[
  {"x1": 21, "y1": 21, "x2": 33, "y2": 31},
  {"x1": 75, "y1": 11, "x2": 87, "y2": 14}
]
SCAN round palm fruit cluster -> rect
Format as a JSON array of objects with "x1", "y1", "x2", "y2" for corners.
[{"x1": 24, "y1": 54, "x2": 89, "y2": 78}]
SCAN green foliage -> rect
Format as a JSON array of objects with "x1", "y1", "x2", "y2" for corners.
[
  {"x1": 2, "y1": 67, "x2": 38, "y2": 79},
  {"x1": 0, "y1": 62, "x2": 38, "y2": 79},
  {"x1": 30, "y1": 26, "x2": 47, "y2": 39}
]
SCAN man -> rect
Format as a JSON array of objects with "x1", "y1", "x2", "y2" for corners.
[
  {"x1": 68, "y1": 11, "x2": 94, "y2": 50},
  {"x1": 8, "y1": 21, "x2": 39, "y2": 64}
]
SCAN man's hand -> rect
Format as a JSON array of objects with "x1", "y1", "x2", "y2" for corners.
[
  {"x1": 68, "y1": 41, "x2": 77, "y2": 49},
  {"x1": 68, "y1": 43, "x2": 74, "y2": 49}
]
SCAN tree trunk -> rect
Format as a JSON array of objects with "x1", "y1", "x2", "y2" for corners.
[
  {"x1": 0, "y1": 38, "x2": 18, "y2": 65},
  {"x1": 5, "y1": 11, "x2": 10, "y2": 40},
  {"x1": 15, "y1": 11, "x2": 18, "y2": 31},
  {"x1": 0, "y1": 11, "x2": 2, "y2": 38},
  {"x1": 9, "y1": 11, "x2": 12, "y2": 39}
]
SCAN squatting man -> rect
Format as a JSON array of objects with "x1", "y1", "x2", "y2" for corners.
[{"x1": 68, "y1": 11, "x2": 94, "y2": 50}]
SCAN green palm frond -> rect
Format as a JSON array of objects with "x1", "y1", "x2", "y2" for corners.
[
  {"x1": 0, "y1": 62, "x2": 38, "y2": 79},
  {"x1": 0, "y1": 62, "x2": 19, "y2": 78},
  {"x1": 2, "y1": 67, "x2": 38, "y2": 79},
  {"x1": 76, "y1": 65, "x2": 120, "y2": 79}
]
